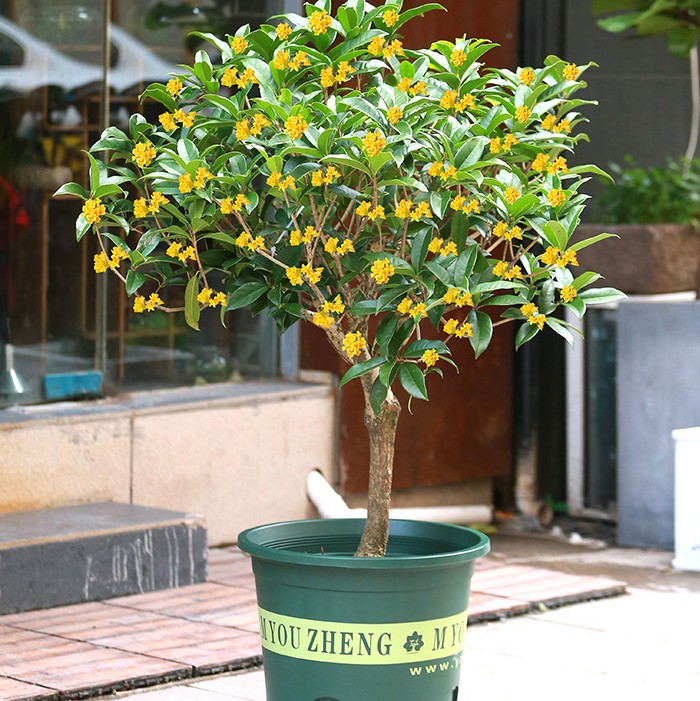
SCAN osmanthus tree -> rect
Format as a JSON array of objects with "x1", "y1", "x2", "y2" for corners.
[{"x1": 57, "y1": 0, "x2": 622, "y2": 557}]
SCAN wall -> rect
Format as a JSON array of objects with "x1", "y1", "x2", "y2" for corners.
[{"x1": 0, "y1": 383, "x2": 335, "y2": 545}]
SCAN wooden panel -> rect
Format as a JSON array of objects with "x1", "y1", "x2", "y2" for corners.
[{"x1": 301, "y1": 0, "x2": 520, "y2": 493}]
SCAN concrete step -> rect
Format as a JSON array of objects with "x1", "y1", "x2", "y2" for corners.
[{"x1": 0, "y1": 502, "x2": 207, "y2": 615}]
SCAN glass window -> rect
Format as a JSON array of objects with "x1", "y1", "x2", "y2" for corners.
[{"x1": 0, "y1": 0, "x2": 285, "y2": 408}]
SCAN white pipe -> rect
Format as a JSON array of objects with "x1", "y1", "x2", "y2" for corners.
[{"x1": 306, "y1": 471, "x2": 493, "y2": 524}]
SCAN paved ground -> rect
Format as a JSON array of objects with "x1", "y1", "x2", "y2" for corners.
[
  {"x1": 1, "y1": 521, "x2": 630, "y2": 701},
  {"x1": 112, "y1": 524, "x2": 700, "y2": 701}
]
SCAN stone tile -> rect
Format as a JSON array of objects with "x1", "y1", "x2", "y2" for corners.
[
  {"x1": 192, "y1": 669, "x2": 266, "y2": 700},
  {"x1": 0, "y1": 676, "x2": 58, "y2": 700}
]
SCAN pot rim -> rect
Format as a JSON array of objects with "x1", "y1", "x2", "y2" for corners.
[{"x1": 237, "y1": 517, "x2": 490, "y2": 569}]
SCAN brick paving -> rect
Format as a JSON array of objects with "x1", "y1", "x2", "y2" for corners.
[{"x1": 0, "y1": 546, "x2": 626, "y2": 700}]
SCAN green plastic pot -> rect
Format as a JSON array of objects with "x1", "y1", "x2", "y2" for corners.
[{"x1": 238, "y1": 518, "x2": 490, "y2": 701}]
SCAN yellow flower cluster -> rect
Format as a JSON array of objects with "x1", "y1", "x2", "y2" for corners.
[
  {"x1": 440, "y1": 90, "x2": 475, "y2": 113},
  {"x1": 563, "y1": 63, "x2": 579, "y2": 81},
  {"x1": 422, "y1": 348, "x2": 439, "y2": 367},
  {"x1": 451, "y1": 49, "x2": 467, "y2": 66},
  {"x1": 357, "y1": 201, "x2": 386, "y2": 220},
  {"x1": 363, "y1": 130, "x2": 386, "y2": 156},
  {"x1": 166, "y1": 241, "x2": 196, "y2": 262},
  {"x1": 93, "y1": 246, "x2": 129, "y2": 274},
  {"x1": 285, "y1": 115, "x2": 308, "y2": 140},
  {"x1": 395, "y1": 199, "x2": 431, "y2": 221},
  {"x1": 387, "y1": 106, "x2": 403, "y2": 125},
  {"x1": 220, "y1": 66, "x2": 258, "y2": 89},
  {"x1": 443, "y1": 288, "x2": 473, "y2": 307},
  {"x1": 450, "y1": 194, "x2": 480, "y2": 215},
  {"x1": 541, "y1": 246, "x2": 578, "y2": 268},
  {"x1": 313, "y1": 295, "x2": 346, "y2": 328},
  {"x1": 397, "y1": 77, "x2": 426, "y2": 95},
  {"x1": 166, "y1": 78, "x2": 183, "y2": 96},
  {"x1": 275, "y1": 22, "x2": 292, "y2": 40},
  {"x1": 547, "y1": 188, "x2": 566, "y2": 207},
  {"x1": 443, "y1": 318, "x2": 473, "y2": 338},
  {"x1": 541, "y1": 115, "x2": 571, "y2": 134},
  {"x1": 231, "y1": 36, "x2": 248, "y2": 54},
  {"x1": 235, "y1": 232, "x2": 266, "y2": 251},
  {"x1": 267, "y1": 171, "x2": 296, "y2": 190},
  {"x1": 133, "y1": 293, "x2": 163, "y2": 313},
  {"x1": 273, "y1": 49, "x2": 311, "y2": 71},
  {"x1": 236, "y1": 114, "x2": 271, "y2": 140},
  {"x1": 134, "y1": 191, "x2": 168, "y2": 218},
  {"x1": 311, "y1": 166, "x2": 341, "y2": 186},
  {"x1": 308, "y1": 9, "x2": 332, "y2": 35},
  {"x1": 132, "y1": 142, "x2": 156, "y2": 168},
  {"x1": 492, "y1": 221, "x2": 523, "y2": 241},
  {"x1": 561, "y1": 285, "x2": 577, "y2": 303},
  {"x1": 179, "y1": 167, "x2": 213, "y2": 194},
  {"x1": 520, "y1": 302, "x2": 546, "y2": 330},
  {"x1": 197, "y1": 287, "x2": 227, "y2": 307},
  {"x1": 427, "y1": 161, "x2": 457, "y2": 180},
  {"x1": 286, "y1": 264, "x2": 323, "y2": 286},
  {"x1": 428, "y1": 237, "x2": 457, "y2": 256},
  {"x1": 289, "y1": 226, "x2": 320, "y2": 245},
  {"x1": 342, "y1": 331, "x2": 367, "y2": 358},
  {"x1": 82, "y1": 197, "x2": 106, "y2": 225},
  {"x1": 321, "y1": 61, "x2": 355, "y2": 87},
  {"x1": 383, "y1": 9, "x2": 399, "y2": 27},
  {"x1": 158, "y1": 108, "x2": 195, "y2": 131},
  {"x1": 396, "y1": 297, "x2": 427, "y2": 319},
  {"x1": 490, "y1": 133, "x2": 519, "y2": 153},
  {"x1": 518, "y1": 68, "x2": 536, "y2": 86},
  {"x1": 220, "y1": 194, "x2": 250, "y2": 214},
  {"x1": 368, "y1": 36, "x2": 403, "y2": 58},
  {"x1": 515, "y1": 105, "x2": 531, "y2": 123},
  {"x1": 504, "y1": 187, "x2": 520, "y2": 204},
  {"x1": 370, "y1": 258, "x2": 395, "y2": 284},
  {"x1": 324, "y1": 237, "x2": 355, "y2": 255},
  {"x1": 531, "y1": 153, "x2": 568, "y2": 175},
  {"x1": 493, "y1": 260, "x2": 523, "y2": 280}
]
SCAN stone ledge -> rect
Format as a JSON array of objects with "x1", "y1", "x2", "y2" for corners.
[{"x1": 0, "y1": 503, "x2": 207, "y2": 615}]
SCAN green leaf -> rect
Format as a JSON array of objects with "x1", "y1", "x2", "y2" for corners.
[
  {"x1": 227, "y1": 282, "x2": 269, "y2": 310},
  {"x1": 410, "y1": 228, "x2": 431, "y2": 270},
  {"x1": 184, "y1": 274, "x2": 201, "y2": 331},
  {"x1": 322, "y1": 154, "x2": 372, "y2": 177},
  {"x1": 398, "y1": 363, "x2": 428, "y2": 400},
  {"x1": 339, "y1": 356, "x2": 386, "y2": 387},
  {"x1": 453, "y1": 245, "x2": 478, "y2": 286},
  {"x1": 125, "y1": 269, "x2": 146, "y2": 296},
  {"x1": 135, "y1": 231, "x2": 161, "y2": 257},
  {"x1": 468, "y1": 310, "x2": 493, "y2": 358},
  {"x1": 515, "y1": 321, "x2": 539, "y2": 350},
  {"x1": 424, "y1": 259, "x2": 452, "y2": 286},
  {"x1": 542, "y1": 220, "x2": 569, "y2": 249},
  {"x1": 75, "y1": 215, "x2": 91, "y2": 241},
  {"x1": 577, "y1": 287, "x2": 627, "y2": 305},
  {"x1": 54, "y1": 182, "x2": 89, "y2": 200},
  {"x1": 545, "y1": 317, "x2": 576, "y2": 346},
  {"x1": 403, "y1": 339, "x2": 450, "y2": 358},
  {"x1": 375, "y1": 314, "x2": 400, "y2": 355},
  {"x1": 93, "y1": 183, "x2": 125, "y2": 199},
  {"x1": 370, "y1": 377, "x2": 389, "y2": 416},
  {"x1": 569, "y1": 232, "x2": 619, "y2": 252}
]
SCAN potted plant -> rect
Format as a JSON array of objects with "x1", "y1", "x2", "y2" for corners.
[
  {"x1": 586, "y1": 0, "x2": 700, "y2": 296},
  {"x1": 575, "y1": 157, "x2": 700, "y2": 294},
  {"x1": 55, "y1": 1, "x2": 620, "y2": 698}
]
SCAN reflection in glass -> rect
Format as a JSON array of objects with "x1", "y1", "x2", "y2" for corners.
[{"x1": 0, "y1": 0, "x2": 284, "y2": 409}]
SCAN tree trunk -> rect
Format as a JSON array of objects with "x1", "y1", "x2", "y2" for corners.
[{"x1": 354, "y1": 376, "x2": 401, "y2": 557}]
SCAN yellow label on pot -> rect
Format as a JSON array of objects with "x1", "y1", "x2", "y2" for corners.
[{"x1": 258, "y1": 607, "x2": 468, "y2": 665}]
